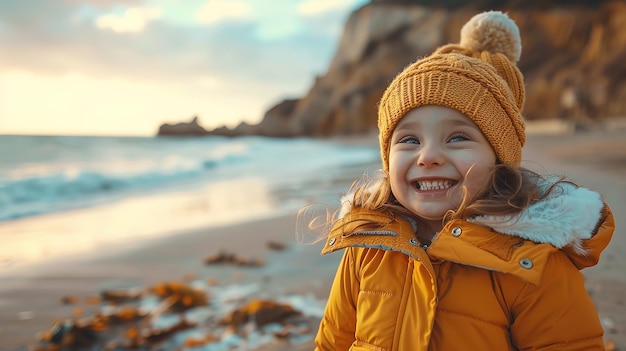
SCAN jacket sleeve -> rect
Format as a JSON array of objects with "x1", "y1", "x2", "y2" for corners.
[
  {"x1": 315, "y1": 248, "x2": 359, "y2": 350},
  {"x1": 509, "y1": 250, "x2": 605, "y2": 350}
]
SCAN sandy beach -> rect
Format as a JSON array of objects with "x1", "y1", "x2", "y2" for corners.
[{"x1": 1, "y1": 123, "x2": 625, "y2": 350}]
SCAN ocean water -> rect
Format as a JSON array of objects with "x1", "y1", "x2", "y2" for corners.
[{"x1": 0, "y1": 135, "x2": 379, "y2": 270}]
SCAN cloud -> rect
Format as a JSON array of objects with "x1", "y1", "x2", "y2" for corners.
[
  {"x1": 0, "y1": 0, "x2": 363, "y2": 79},
  {"x1": 298, "y1": 0, "x2": 357, "y2": 16},
  {"x1": 0, "y1": 0, "x2": 368, "y2": 135},
  {"x1": 63, "y1": 0, "x2": 144, "y2": 7},
  {"x1": 95, "y1": 6, "x2": 163, "y2": 33},
  {"x1": 195, "y1": 0, "x2": 253, "y2": 25}
]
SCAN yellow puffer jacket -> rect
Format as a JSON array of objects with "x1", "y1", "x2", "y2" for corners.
[{"x1": 315, "y1": 181, "x2": 615, "y2": 350}]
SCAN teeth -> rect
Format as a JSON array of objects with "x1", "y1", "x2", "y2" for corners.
[{"x1": 416, "y1": 180, "x2": 453, "y2": 190}]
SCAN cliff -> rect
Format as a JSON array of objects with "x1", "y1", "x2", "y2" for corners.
[
  {"x1": 158, "y1": 116, "x2": 208, "y2": 136},
  {"x1": 162, "y1": 0, "x2": 626, "y2": 137}
]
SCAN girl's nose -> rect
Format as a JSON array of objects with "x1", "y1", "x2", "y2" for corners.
[{"x1": 417, "y1": 144, "x2": 444, "y2": 167}]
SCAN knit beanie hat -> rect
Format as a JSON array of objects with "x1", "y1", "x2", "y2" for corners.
[{"x1": 378, "y1": 11, "x2": 526, "y2": 170}]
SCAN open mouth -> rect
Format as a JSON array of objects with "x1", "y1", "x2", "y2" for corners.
[{"x1": 414, "y1": 179, "x2": 457, "y2": 191}]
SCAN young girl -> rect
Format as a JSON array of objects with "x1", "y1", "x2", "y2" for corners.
[{"x1": 312, "y1": 11, "x2": 615, "y2": 350}]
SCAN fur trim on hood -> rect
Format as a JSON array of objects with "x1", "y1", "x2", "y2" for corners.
[{"x1": 468, "y1": 176, "x2": 604, "y2": 253}]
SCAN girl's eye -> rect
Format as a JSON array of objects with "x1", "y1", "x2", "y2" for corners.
[
  {"x1": 398, "y1": 136, "x2": 420, "y2": 144},
  {"x1": 449, "y1": 133, "x2": 471, "y2": 143}
]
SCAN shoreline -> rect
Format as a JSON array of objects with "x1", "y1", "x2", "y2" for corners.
[{"x1": 1, "y1": 125, "x2": 625, "y2": 350}]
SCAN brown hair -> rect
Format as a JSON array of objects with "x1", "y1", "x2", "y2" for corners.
[{"x1": 445, "y1": 164, "x2": 565, "y2": 221}]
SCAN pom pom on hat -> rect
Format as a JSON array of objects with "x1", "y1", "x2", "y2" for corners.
[
  {"x1": 460, "y1": 11, "x2": 522, "y2": 62},
  {"x1": 377, "y1": 11, "x2": 526, "y2": 170}
]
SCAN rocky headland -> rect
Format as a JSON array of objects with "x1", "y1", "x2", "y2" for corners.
[{"x1": 158, "y1": 0, "x2": 626, "y2": 137}]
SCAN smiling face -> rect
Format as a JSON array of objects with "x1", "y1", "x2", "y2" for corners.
[{"x1": 388, "y1": 105, "x2": 497, "y2": 232}]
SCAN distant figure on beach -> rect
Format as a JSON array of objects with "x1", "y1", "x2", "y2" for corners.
[
  {"x1": 560, "y1": 78, "x2": 598, "y2": 131},
  {"x1": 307, "y1": 11, "x2": 615, "y2": 350}
]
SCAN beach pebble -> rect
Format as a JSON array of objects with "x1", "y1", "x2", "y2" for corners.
[
  {"x1": 204, "y1": 251, "x2": 265, "y2": 267},
  {"x1": 267, "y1": 240, "x2": 286, "y2": 251},
  {"x1": 220, "y1": 299, "x2": 302, "y2": 328},
  {"x1": 101, "y1": 287, "x2": 143, "y2": 303},
  {"x1": 60, "y1": 295, "x2": 81, "y2": 305}
]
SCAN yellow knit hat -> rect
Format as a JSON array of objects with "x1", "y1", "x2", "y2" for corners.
[{"x1": 378, "y1": 11, "x2": 526, "y2": 170}]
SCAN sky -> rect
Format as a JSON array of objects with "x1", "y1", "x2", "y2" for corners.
[{"x1": 0, "y1": 0, "x2": 368, "y2": 136}]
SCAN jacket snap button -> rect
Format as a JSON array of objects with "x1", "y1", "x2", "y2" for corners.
[
  {"x1": 519, "y1": 258, "x2": 533, "y2": 269},
  {"x1": 409, "y1": 238, "x2": 419, "y2": 246},
  {"x1": 451, "y1": 227, "x2": 462, "y2": 237},
  {"x1": 328, "y1": 237, "x2": 336, "y2": 246}
]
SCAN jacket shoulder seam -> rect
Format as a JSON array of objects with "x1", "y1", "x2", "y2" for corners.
[{"x1": 360, "y1": 290, "x2": 396, "y2": 297}]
